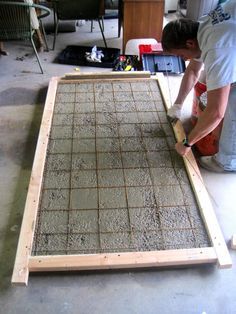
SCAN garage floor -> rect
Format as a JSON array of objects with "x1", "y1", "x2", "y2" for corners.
[{"x1": 0, "y1": 15, "x2": 236, "y2": 314}]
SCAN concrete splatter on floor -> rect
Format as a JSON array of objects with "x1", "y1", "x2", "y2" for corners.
[{"x1": 32, "y1": 79, "x2": 210, "y2": 255}]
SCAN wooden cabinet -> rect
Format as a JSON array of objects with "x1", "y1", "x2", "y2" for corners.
[{"x1": 122, "y1": 0, "x2": 165, "y2": 51}]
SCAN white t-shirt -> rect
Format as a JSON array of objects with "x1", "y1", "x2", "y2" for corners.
[{"x1": 197, "y1": 0, "x2": 236, "y2": 91}]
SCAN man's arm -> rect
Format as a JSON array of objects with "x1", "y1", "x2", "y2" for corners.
[
  {"x1": 167, "y1": 59, "x2": 203, "y2": 120},
  {"x1": 175, "y1": 84, "x2": 231, "y2": 156},
  {"x1": 174, "y1": 59, "x2": 203, "y2": 105}
]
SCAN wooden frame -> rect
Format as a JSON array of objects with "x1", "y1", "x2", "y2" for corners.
[{"x1": 11, "y1": 72, "x2": 232, "y2": 286}]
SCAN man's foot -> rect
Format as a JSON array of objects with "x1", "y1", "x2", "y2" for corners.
[
  {"x1": 37, "y1": 45, "x2": 45, "y2": 53},
  {"x1": 198, "y1": 156, "x2": 234, "y2": 173},
  {"x1": 0, "y1": 49, "x2": 9, "y2": 56}
]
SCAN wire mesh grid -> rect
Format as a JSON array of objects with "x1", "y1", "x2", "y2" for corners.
[{"x1": 32, "y1": 79, "x2": 210, "y2": 256}]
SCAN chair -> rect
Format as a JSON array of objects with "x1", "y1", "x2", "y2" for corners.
[
  {"x1": 52, "y1": 0, "x2": 107, "y2": 50},
  {"x1": 0, "y1": 1, "x2": 51, "y2": 73}
]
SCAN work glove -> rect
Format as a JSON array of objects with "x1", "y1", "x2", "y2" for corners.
[{"x1": 167, "y1": 103, "x2": 182, "y2": 121}]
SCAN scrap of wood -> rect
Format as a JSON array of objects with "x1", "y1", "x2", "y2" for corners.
[
  {"x1": 11, "y1": 77, "x2": 59, "y2": 286},
  {"x1": 231, "y1": 235, "x2": 236, "y2": 249},
  {"x1": 29, "y1": 248, "x2": 217, "y2": 272},
  {"x1": 64, "y1": 71, "x2": 151, "y2": 80},
  {"x1": 11, "y1": 72, "x2": 232, "y2": 286}
]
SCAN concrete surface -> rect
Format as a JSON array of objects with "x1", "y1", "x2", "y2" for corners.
[
  {"x1": 33, "y1": 79, "x2": 209, "y2": 255},
  {"x1": 0, "y1": 14, "x2": 236, "y2": 314}
]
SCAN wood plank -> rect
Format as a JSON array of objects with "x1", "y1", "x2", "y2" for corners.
[
  {"x1": 123, "y1": 0, "x2": 164, "y2": 50},
  {"x1": 29, "y1": 248, "x2": 217, "y2": 272},
  {"x1": 11, "y1": 77, "x2": 59, "y2": 286},
  {"x1": 156, "y1": 73, "x2": 232, "y2": 268},
  {"x1": 64, "y1": 71, "x2": 151, "y2": 80}
]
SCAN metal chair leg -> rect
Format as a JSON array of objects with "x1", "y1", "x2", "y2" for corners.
[
  {"x1": 118, "y1": 0, "x2": 122, "y2": 38},
  {"x1": 53, "y1": 20, "x2": 59, "y2": 50},
  {"x1": 91, "y1": 18, "x2": 104, "y2": 33},
  {"x1": 52, "y1": 9, "x2": 59, "y2": 50},
  {"x1": 31, "y1": 36, "x2": 43, "y2": 74},
  {"x1": 101, "y1": 16, "x2": 104, "y2": 32},
  {"x1": 39, "y1": 20, "x2": 49, "y2": 51},
  {"x1": 98, "y1": 18, "x2": 107, "y2": 48}
]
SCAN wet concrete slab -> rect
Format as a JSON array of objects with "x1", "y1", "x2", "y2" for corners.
[{"x1": 33, "y1": 80, "x2": 211, "y2": 256}]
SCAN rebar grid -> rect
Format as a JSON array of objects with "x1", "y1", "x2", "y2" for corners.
[{"x1": 32, "y1": 79, "x2": 210, "y2": 256}]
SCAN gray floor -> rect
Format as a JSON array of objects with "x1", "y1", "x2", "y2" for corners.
[{"x1": 0, "y1": 15, "x2": 236, "y2": 314}]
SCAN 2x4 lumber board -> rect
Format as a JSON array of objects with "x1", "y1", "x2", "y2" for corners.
[
  {"x1": 60, "y1": 78, "x2": 153, "y2": 86},
  {"x1": 156, "y1": 73, "x2": 232, "y2": 269},
  {"x1": 28, "y1": 248, "x2": 217, "y2": 272},
  {"x1": 64, "y1": 71, "x2": 151, "y2": 80},
  {"x1": 11, "y1": 77, "x2": 59, "y2": 286},
  {"x1": 231, "y1": 235, "x2": 236, "y2": 249}
]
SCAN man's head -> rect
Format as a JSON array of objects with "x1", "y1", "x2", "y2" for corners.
[{"x1": 161, "y1": 19, "x2": 201, "y2": 60}]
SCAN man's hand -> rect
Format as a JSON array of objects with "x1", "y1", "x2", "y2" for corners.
[
  {"x1": 167, "y1": 103, "x2": 182, "y2": 122},
  {"x1": 175, "y1": 141, "x2": 191, "y2": 156}
]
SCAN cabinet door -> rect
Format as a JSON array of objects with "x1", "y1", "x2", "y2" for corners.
[{"x1": 123, "y1": 0, "x2": 165, "y2": 50}]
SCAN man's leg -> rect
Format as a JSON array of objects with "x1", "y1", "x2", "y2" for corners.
[
  {"x1": 0, "y1": 42, "x2": 9, "y2": 56},
  {"x1": 25, "y1": 0, "x2": 45, "y2": 52},
  {"x1": 35, "y1": 29, "x2": 46, "y2": 52}
]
